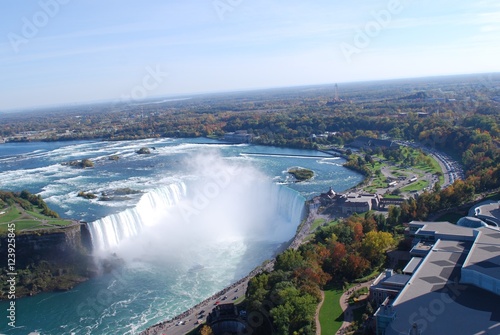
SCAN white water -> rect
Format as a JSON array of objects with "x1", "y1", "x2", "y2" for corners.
[
  {"x1": 87, "y1": 155, "x2": 306, "y2": 258},
  {"x1": 89, "y1": 182, "x2": 188, "y2": 251}
]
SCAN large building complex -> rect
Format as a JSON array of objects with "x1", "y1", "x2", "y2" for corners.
[{"x1": 374, "y1": 213, "x2": 500, "y2": 335}]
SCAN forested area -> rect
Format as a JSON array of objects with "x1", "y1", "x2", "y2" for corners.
[{"x1": 245, "y1": 213, "x2": 394, "y2": 335}]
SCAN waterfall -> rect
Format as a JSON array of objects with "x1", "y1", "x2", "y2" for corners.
[
  {"x1": 88, "y1": 180, "x2": 306, "y2": 252},
  {"x1": 272, "y1": 184, "x2": 306, "y2": 227},
  {"x1": 88, "y1": 182, "x2": 187, "y2": 251}
]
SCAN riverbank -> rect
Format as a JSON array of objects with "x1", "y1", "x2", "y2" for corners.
[{"x1": 140, "y1": 199, "x2": 322, "y2": 335}]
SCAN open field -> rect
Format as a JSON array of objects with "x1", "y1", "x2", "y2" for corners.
[
  {"x1": 311, "y1": 218, "x2": 326, "y2": 231},
  {"x1": 0, "y1": 205, "x2": 74, "y2": 234},
  {"x1": 319, "y1": 287, "x2": 344, "y2": 335},
  {"x1": 400, "y1": 180, "x2": 429, "y2": 192},
  {"x1": 0, "y1": 206, "x2": 22, "y2": 223}
]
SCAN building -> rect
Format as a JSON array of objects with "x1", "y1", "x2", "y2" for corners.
[
  {"x1": 370, "y1": 269, "x2": 411, "y2": 306},
  {"x1": 348, "y1": 136, "x2": 400, "y2": 150},
  {"x1": 468, "y1": 200, "x2": 500, "y2": 227},
  {"x1": 342, "y1": 198, "x2": 372, "y2": 214},
  {"x1": 402, "y1": 257, "x2": 423, "y2": 275},
  {"x1": 375, "y1": 221, "x2": 500, "y2": 335},
  {"x1": 319, "y1": 189, "x2": 381, "y2": 214},
  {"x1": 207, "y1": 303, "x2": 248, "y2": 335},
  {"x1": 223, "y1": 130, "x2": 253, "y2": 143},
  {"x1": 340, "y1": 193, "x2": 380, "y2": 215}
]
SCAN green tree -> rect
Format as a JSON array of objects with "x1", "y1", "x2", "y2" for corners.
[
  {"x1": 275, "y1": 249, "x2": 304, "y2": 272},
  {"x1": 387, "y1": 205, "x2": 401, "y2": 228}
]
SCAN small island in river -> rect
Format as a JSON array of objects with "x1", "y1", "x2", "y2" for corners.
[{"x1": 288, "y1": 167, "x2": 314, "y2": 181}]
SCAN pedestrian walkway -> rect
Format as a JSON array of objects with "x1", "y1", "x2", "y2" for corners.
[
  {"x1": 315, "y1": 290, "x2": 325, "y2": 335},
  {"x1": 336, "y1": 281, "x2": 373, "y2": 335}
]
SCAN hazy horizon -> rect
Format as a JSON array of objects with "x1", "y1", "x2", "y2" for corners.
[{"x1": 1, "y1": 0, "x2": 499, "y2": 111}]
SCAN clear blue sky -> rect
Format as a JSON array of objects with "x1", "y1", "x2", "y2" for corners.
[{"x1": 1, "y1": 0, "x2": 499, "y2": 110}]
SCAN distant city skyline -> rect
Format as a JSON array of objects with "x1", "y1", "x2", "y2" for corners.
[{"x1": 1, "y1": 0, "x2": 500, "y2": 111}]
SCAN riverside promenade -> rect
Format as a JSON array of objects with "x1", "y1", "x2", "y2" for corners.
[{"x1": 140, "y1": 199, "x2": 321, "y2": 335}]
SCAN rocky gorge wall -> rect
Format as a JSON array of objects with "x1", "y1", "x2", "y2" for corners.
[{"x1": 0, "y1": 223, "x2": 95, "y2": 299}]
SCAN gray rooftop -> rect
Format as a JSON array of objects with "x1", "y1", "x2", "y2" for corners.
[
  {"x1": 414, "y1": 221, "x2": 476, "y2": 241},
  {"x1": 386, "y1": 240, "x2": 500, "y2": 335},
  {"x1": 382, "y1": 274, "x2": 411, "y2": 287},
  {"x1": 469, "y1": 200, "x2": 500, "y2": 226},
  {"x1": 457, "y1": 216, "x2": 488, "y2": 228},
  {"x1": 462, "y1": 227, "x2": 500, "y2": 280},
  {"x1": 402, "y1": 257, "x2": 423, "y2": 274}
]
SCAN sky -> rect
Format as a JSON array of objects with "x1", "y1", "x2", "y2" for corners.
[{"x1": 1, "y1": 0, "x2": 500, "y2": 111}]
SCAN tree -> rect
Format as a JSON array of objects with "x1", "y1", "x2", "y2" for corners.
[
  {"x1": 200, "y1": 325, "x2": 213, "y2": 335},
  {"x1": 387, "y1": 205, "x2": 401, "y2": 228},
  {"x1": 271, "y1": 303, "x2": 293, "y2": 335},
  {"x1": 375, "y1": 214, "x2": 387, "y2": 231},
  {"x1": 360, "y1": 231, "x2": 395, "y2": 265},
  {"x1": 331, "y1": 223, "x2": 355, "y2": 245},
  {"x1": 275, "y1": 249, "x2": 305, "y2": 272},
  {"x1": 342, "y1": 254, "x2": 370, "y2": 279}
]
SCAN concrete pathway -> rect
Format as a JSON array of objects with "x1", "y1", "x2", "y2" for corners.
[
  {"x1": 315, "y1": 290, "x2": 325, "y2": 335},
  {"x1": 336, "y1": 281, "x2": 374, "y2": 335}
]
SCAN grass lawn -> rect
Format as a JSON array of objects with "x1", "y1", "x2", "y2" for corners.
[
  {"x1": 364, "y1": 175, "x2": 387, "y2": 193},
  {"x1": 26, "y1": 209, "x2": 53, "y2": 220},
  {"x1": 311, "y1": 218, "x2": 326, "y2": 231},
  {"x1": 0, "y1": 220, "x2": 41, "y2": 232},
  {"x1": 0, "y1": 206, "x2": 22, "y2": 223},
  {"x1": 366, "y1": 161, "x2": 383, "y2": 174},
  {"x1": 400, "y1": 180, "x2": 429, "y2": 192},
  {"x1": 383, "y1": 194, "x2": 403, "y2": 199},
  {"x1": 0, "y1": 205, "x2": 74, "y2": 235},
  {"x1": 319, "y1": 287, "x2": 344, "y2": 335}
]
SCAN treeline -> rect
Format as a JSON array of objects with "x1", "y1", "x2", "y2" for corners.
[
  {"x1": 0, "y1": 190, "x2": 59, "y2": 218},
  {"x1": 246, "y1": 213, "x2": 394, "y2": 335}
]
